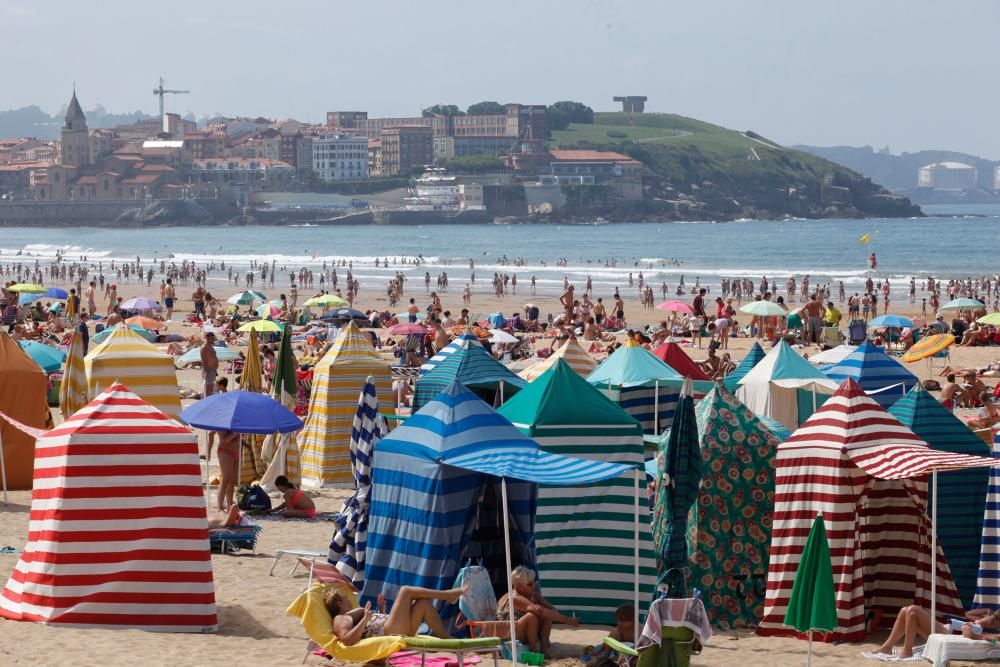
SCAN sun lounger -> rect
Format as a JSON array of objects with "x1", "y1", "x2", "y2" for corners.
[
  {"x1": 209, "y1": 525, "x2": 261, "y2": 554},
  {"x1": 268, "y1": 548, "x2": 327, "y2": 576},
  {"x1": 923, "y1": 634, "x2": 1000, "y2": 667}
]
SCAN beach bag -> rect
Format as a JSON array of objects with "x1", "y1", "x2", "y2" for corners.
[
  {"x1": 238, "y1": 484, "x2": 272, "y2": 512},
  {"x1": 454, "y1": 563, "x2": 497, "y2": 623}
]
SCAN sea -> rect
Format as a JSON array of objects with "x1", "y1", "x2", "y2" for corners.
[{"x1": 1, "y1": 204, "x2": 997, "y2": 297}]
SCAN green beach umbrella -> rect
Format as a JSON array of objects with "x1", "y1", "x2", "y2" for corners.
[
  {"x1": 272, "y1": 325, "x2": 298, "y2": 409},
  {"x1": 939, "y1": 298, "x2": 985, "y2": 311},
  {"x1": 304, "y1": 294, "x2": 347, "y2": 308},
  {"x1": 739, "y1": 300, "x2": 787, "y2": 317},
  {"x1": 977, "y1": 312, "x2": 1000, "y2": 326},
  {"x1": 784, "y1": 513, "x2": 837, "y2": 666}
]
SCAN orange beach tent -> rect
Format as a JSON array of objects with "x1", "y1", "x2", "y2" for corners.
[{"x1": 0, "y1": 332, "x2": 50, "y2": 490}]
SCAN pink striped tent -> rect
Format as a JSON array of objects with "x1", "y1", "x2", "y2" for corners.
[
  {"x1": 0, "y1": 383, "x2": 218, "y2": 632},
  {"x1": 758, "y1": 378, "x2": 985, "y2": 642}
]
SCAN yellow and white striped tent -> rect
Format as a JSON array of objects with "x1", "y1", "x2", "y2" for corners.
[
  {"x1": 83, "y1": 325, "x2": 181, "y2": 418},
  {"x1": 518, "y1": 337, "x2": 597, "y2": 382},
  {"x1": 299, "y1": 322, "x2": 391, "y2": 488}
]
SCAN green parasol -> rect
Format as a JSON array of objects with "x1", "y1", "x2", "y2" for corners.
[{"x1": 784, "y1": 513, "x2": 837, "y2": 666}]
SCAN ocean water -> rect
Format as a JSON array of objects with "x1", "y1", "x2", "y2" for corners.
[{"x1": 1, "y1": 204, "x2": 997, "y2": 297}]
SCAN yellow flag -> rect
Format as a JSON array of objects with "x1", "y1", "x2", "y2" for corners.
[{"x1": 858, "y1": 233, "x2": 871, "y2": 245}]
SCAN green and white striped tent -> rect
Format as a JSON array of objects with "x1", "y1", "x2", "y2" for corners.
[{"x1": 498, "y1": 359, "x2": 656, "y2": 624}]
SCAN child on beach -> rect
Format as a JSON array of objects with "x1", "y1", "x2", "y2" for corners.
[{"x1": 584, "y1": 604, "x2": 637, "y2": 666}]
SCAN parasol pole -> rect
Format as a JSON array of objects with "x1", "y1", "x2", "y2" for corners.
[
  {"x1": 807, "y1": 629, "x2": 813, "y2": 667},
  {"x1": 633, "y1": 467, "x2": 640, "y2": 645},
  {"x1": 0, "y1": 429, "x2": 7, "y2": 505},
  {"x1": 501, "y1": 477, "x2": 517, "y2": 665},
  {"x1": 654, "y1": 380, "x2": 660, "y2": 434},
  {"x1": 930, "y1": 468, "x2": 938, "y2": 633}
]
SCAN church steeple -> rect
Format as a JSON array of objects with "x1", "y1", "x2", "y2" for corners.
[
  {"x1": 64, "y1": 89, "x2": 86, "y2": 128},
  {"x1": 61, "y1": 88, "x2": 89, "y2": 167}
]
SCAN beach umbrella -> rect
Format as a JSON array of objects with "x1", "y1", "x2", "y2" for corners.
[
  {"x1": 91, "y1": 324, "x2": 157, "y2": 344},
  {"x1": 320, "y1": 307, "x2": 368, "y2": 323},
  {"x1": 902, "y1": 333, "x2": 955, "y2": 363},
  {"x1": 124, "y1": 316, "x2": 164, "y2": 330},
  {"x1": 7, "y1": 283, "x2": 46, "y2": 294},
  {"x1": 489, "y1": 329, "x2": 518, "y2": 344},
  {"x1": 396, "y1": 311, "x2": 427, "y2": 321},
  {"x1": 272, "y1": 326, "x2": 298, "y2": 408},
  {"x1": 17, "y1": 293, "x2": 45, "y2": 305},
  {"x1": 739, "y1": 300, "x2": 787, "y2": 317},
  {"x1": 236, "y1": 334, "x2": 267, "y2": 483},
  {"x1": 655, "y1": 300, "x2": 693, "y2": 314},
  {"x1": 179, "y1": 391, "x2": 303, "y2": 435},
  {"x1": 58, "y1": 331, "x2": 88, "y2": 417},
  {"x1": 256, "y1": 303, "x2": 280, "y2": 319},
  {"x1": 177, "y1": 344, "x2": 240, "y2": 367},
  {"x1": 869, "y1": 314, "x2": 914, "y2": 329},
  {"x1": 17, "y1": 341, "x2": 66, "y2": 373},
  {"x1": 237, "y1": 320, "x2": 282, "y2": 333},
  {"x1": 652, "y1": 378, "x2": 701, "y2": 573},
  {"x1": 42, "y1": 287, "x2": 68, "y2": 300},
  {"x1": 242, "y1": 334, "x2": 262, "y2": 393},
  {"x1": 783, "y1": 513, "x2": 837, "y2": 666},
  {"x1": 977, "y1": 313, "x2": 1000, "y2": 326},
  {"x1": 120, "y1": 296, "x2": 161, "y2": 311},
  {"x1": 329, "y1": 377, "x2": 384, "y2": 588},
  {"x1": 940, "y1": 298, "x2": 985, "y2": 311},
  {"x1": 227, "y1": 291, "x2": 267, "y2": 306},
  {"x1": 304, "y1": 294, "x2": 347, "y2": 308},
  {"x1": 385, "y1": 322, "x2": 428, "y2": 336}
]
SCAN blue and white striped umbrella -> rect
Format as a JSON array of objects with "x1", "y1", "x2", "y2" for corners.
[{"x1": 328, "y1": 377, "x2": 384, "y2": 588}]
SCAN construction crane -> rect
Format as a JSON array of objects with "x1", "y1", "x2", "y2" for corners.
[{"x1": 152, "y1": 77, "x2": 189, "y2": 135}]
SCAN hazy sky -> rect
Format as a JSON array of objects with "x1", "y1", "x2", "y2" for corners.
[{"x1": 3, "y1": 0, "x2": 997, "y2": 157}]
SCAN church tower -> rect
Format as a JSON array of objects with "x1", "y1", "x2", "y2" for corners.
[{"x1": 60, "y1": 89, "x2": 90, "y2": 167}]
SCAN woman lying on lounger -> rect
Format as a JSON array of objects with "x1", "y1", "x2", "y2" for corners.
[
  {"x1": 325, "y1": 585, "x2": 467, "y2": 644},
  {"x1": 872, "y1": 606, "x2": 1000, "y2": 659}
]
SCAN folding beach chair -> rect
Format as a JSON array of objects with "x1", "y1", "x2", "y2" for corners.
[
  {"x1": 820, "y1": 326, "x2": 843, "y2": 349},
  {"x1": 848, "y1": 319, "x2": 867, "y2": 345}
]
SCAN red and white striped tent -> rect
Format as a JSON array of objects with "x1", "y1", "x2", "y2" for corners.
[
  {"x1": 758, "y1": 378, "x2": 995, "y2": 642},
  {"x1": 0, "y1": 383, "x2": 218, "y2": 632}
]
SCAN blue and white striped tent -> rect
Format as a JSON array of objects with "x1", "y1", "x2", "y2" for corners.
[
  {"x1": 420, "y1": 332, "x2": 481, "y2": 376},
  {"x1": 363, "y1": 380, "x2": 630, "y2": 614},
  {"x1": 892, "y1": 384, "x2": 989, "y2": 608},
  {"x1": 413, "y1": 339, "x2": 525, "y2": 413},
  {"x1": 974, "y1": 431, "x2": 1000, "y2": 608},
  {"x1": 823, "y1": 340, "x2": 918, "y2": 408}
]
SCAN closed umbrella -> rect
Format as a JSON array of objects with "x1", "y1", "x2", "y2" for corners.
[
  {"x1": 58, "y1": 331, "x2": 88, "y2": 417},
  {"x1": 902, "y1": 333, "x2": 955, "y2": 363},
  {"x1": 655, "y1": 301, "x2": 694, "y2": 314},
  {"x1": 304, "y1": 294, "x2": 347, "y2": 308},
  {"x1": 869, "y1": 314, "x2": 913, "y2": 328},
  {"x1": 17, "y1": 341, "x2": 66, "y2": 373},
  {"x1": 784, "y1": 513, "x2": 837, "y2": 666},
  {"x1": 739, "y1": 300, "x2": 787, "y2": 317},
  {"x1": 239, "y1": 334, "x2": 265, "y2": 484},
  {"x1": 329, "y1": 377, "x2": 384, "y2": 587},
  {"x1": 652, "y1": 378, "x2": 701, "y2": 573},
  {"x1": 940, "y1": 298, "x2": 985, "y2": 311},
  {"x1": 261, "y1": 326, "x2": 302, "y2": 488},
  {"x1": 120, "y1": 296, "x2": 161, "y2": 311},
  {"x1": 237, "y1": 320, "x2": 282, "y2": 333},
  {"x1": 179, "y1": 390, "x2": 303, "y2": 434}
]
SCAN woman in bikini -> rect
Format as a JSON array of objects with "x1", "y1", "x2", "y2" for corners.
[
  {"x1": 215, "y1": 430, "x2": 240, "y2": 512},
  {"x1": 326, "y1": 584, "x2": 467, "y2": 645},
  {"x1": 271, "y1": 475, "x2": 316, "y2": 518},
  {"x1": 497, "y1": 565, "x2": 578, "y2": 655}
]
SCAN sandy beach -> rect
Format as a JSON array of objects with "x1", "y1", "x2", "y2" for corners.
[{"x1": 1, "y1": 273, "x2": 997, "y2": 666}]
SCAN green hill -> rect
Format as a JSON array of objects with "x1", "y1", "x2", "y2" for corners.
[{"x1": 547, "y1": 112, "x2": 921, "y2": 220}]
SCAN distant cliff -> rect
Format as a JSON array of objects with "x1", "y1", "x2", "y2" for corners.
[{"x1": 549, "y1": 113, "x2": 921, "y2": 221}]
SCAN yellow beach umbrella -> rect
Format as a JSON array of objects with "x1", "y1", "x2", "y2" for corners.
[
  {"x1": 8, "y1": 283, "x2": 47, "y2": 294},
  {"x1": 238, "y1": 320, "x2": 282, "y2": 333},
  {"x1": 238, "y1": 334, "x2": 266, "y2": 483},
  {"x1": 58, "y1": 330, "x2": 88, "y2": 417},
  {"x1": 902, "y1": 333, "x2": 955, "y2": 363},
  {"x1": 977, "y1": 313, "x2": 1000, "y2": 326},
  {"x1": 304, "y1": 294, "x2": 347, "y2": 308}
]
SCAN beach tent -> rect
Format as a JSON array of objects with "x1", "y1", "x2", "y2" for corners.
[
  {"x1": 83, "y1": 324, "x2": 181, "y2": 418},
  {"x1": 975, "y1": 431, "x2": 1000, "y2": 607},
  {"x1": 0, "y1": 383, "x2": 217, "y2": 632},
  {"x1": 587, "y1": 339, "x2": 687, "y2": 435},
  {"x1": 652, "y1": 342, "x2": 712, "y2": 381},
  {"x1": 736, "y1": 340, "x2": 838, "y2": 431},
  {"x1": 517, "y1": 337, "x2": 597, "y2": 382},
  {"x1": 722, "y1": 341, "x2": 766, "y2": 392},
  {"x1": 412, "y1": 339, "x2": 525, "y2": 413},
  {"x1": 499, "y1": 359, "x2": 655, "y2": 624},
  {"x1": 823, "y1": 340, "x2": 919, "y2": 408},
  {"x1": 688, "y1": 383, "x2": 783, "y2": 629},
  {"x1": 0, "y1": 332, "x2": 50, "y2": 491},
  {"x1": 421, "y1": 332, "x2": 481, "y2": 376},
  {"x1": 891, "y1": 384, "x2": 990, "y2": 608},
  {"x1": 299, "y1": 322, "x2": 391, "y2": 488},
  {"x1": 758, "y1": 379, "x2": 976, "y2": 642},
  {"x1": 58, "y1": 330, "x2": 88, "y2": 417}
]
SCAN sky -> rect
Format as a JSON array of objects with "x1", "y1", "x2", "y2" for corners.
[{"x1": 2, "y1": 0, "x2": 997, "y2": 157}]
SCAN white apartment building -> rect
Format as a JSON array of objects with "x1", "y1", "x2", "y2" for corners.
[{"x1": 312, "y1": 134, "x2": 368, "y2": 182}]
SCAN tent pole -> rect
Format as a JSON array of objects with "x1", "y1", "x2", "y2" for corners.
[
  {"x1": 501, "y1": 478, "x2": 517, "y2": 664},
  {"x1": 654, "y1": 380, "x2": 659, "y2": 434},
  {"x1": 500, "y1": 380, "x2": 505, "y2": 406},
  {"x1": 633, "y1": 467, "x2": 640, "y2": 645},
  {"x1": 930, "y1": 468, "x2": 938, "y2": 633},
  {"x1": 0, "y1": 429, "x2": 7, "y2": 505}
]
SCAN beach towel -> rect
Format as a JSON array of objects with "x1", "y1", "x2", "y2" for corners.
[
  {"x1": 860, "y1": 644, "x2": 925, "y2": 662},
  {"x1": 247, "y1": 511, "x2": 338, "y2": 522},
  {"x1": 389, "y1": 651, "x2": 481, "y2": 667}
]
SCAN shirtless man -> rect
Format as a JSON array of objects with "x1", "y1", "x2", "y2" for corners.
[
  {"x1": 201, "y1": 332, "x2": 220, "y2": 397},
  {"x1": 560, "y1": 284, "x2": 575, "y2": 323},
  {"x1": 801, "y1": 294, "x2": 824, "y2": 345},
  {"x1": 192, "y1": 284, "x2": 206, "y2": 319},
  {"x1": 164, "y1": 279, "x2": 176, "y2": 321},
  {"x1": 85, "y1": 281, "x2": 97, "y2": 315},
  {"x1": 939, "y1": 373, "x2": 962, "y2": 411}
]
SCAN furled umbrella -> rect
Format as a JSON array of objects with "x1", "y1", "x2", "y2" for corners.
[
  {"x1": 652, "y1": 377, "x2": 701, "y2": 574},
  {"x1": 238, "y1": 333, "x2": 265, "y2": 484},
  {"x1": 328, "y1": 377, "x2": 385, "y2": 587},
  {"x1": 260, "y1": 326, "x2": 302, "y2": 489},
  {"x1": 58, "y1": 331, "x2": 88, "y2": 417},
  {"x1": 783, "y1": 513, "x2": 837, "y2": 666},
  {"x1": 17, "y1": 340, "x2": 66, "y2": 373}
]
